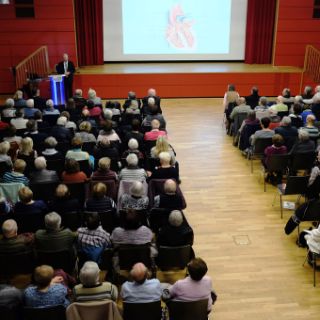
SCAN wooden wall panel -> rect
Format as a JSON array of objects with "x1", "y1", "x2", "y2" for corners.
[
  {"x1": 0, "y1": 0, "x2": 77, "y2": 94},
  {"x1": 274, "y1": 0, "x2": 320, "y2": 67}
]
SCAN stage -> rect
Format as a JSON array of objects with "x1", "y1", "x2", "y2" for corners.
[{"x1": 73, "y1": 62, "x2": 303, "y2": 99}]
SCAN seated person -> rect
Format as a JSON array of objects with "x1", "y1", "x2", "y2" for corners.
[
  {"x1": 0, "y1": 284, "x2": 23, "y2": 309},
  {"x1": 274, "y1": 116, "x2": 298, "y2": 150},
  {"x1": 250, "y1": 117, "x2": 275, "y2": 146},
  {"x1": 24, "y1": 265, "x2": 70, "y2": 308},
  {"x1": 163, "y1": 257, "x2": 214, "y2": 313},
  {"x1": 75, "y1": 121, "x2": 97, "y2": 143},
  {"x1": 34, "y1": 111, "x2": 50, "y2": 131},
  {"x1": 23, "y1": 99, "x2": 40, "y2": 119},
  {"x1": 153, "y1": 179, "x2": 184, "y2": 210},
  {"x1": 289, "y1": 103, "x2": 303, "y2": 128},
  {"x1": 85, "y1": 100, "x2": 102, "y2": 117},
  {"x1": 150, "y1": 136, "x2": 176, "y2": 164},
  {"x1": 97, "y1": 120, "x2": 121, "y2": 143},
  {"x1": 10, "y1": 109, "x2": 28, "y2": 130},
  {"x1": 87, "y1": 88, "x2": 102, "y2": 106},
  {"x1": 303, "y1": 114, "x2": 319, "y2": 139},
  {"x1": 118, "y1": 181, "x2": 149, "y2": 211},
  {"x1": 290, "y1": 129, "x2": 315, "y2": 154},
  {"x1": 93, "y1": 136, "x2": 119, "y2": 160},
  {"x1": 2, "y1": 159, "x2": 29, "y2": 186},
  {"x1": 0, "y1": 141, "x2": 13, "y2": 167},
  {"x1": 85, "y1": 182, "x2": 116, "y2": 214},
  {"x1": 301, "y1": 104, "x2": 314, "y2": 125},
  {"x1": 91, "y1": 157, "x2": 118, "y2": 182},
  {"x1": 14, "y1": 187, "x2": 48, "y2": 215},
  {"x1": 23, "y1": 119, "x2": 48, "y2": 147},
  {"x1": 62, "y1": 159, "x2": 88, "y2": 183},
  {"x1": 254, "y1": 96, "x2": 269, "y2": 111},
  {"x1": 229, "y1": 97, "x2": 251, "y2": 121},
  {"x1": 304, "y1": 225, "x2": 320, "y2": 254},
  {"x1": 77, "y1": 212, "x2": 111, "y2": 262},
  {"x1": 148, "y1": 152, "x2": 179, "y2": 181},
  {"x1": 61, "y1": 111, "x2": 77, "y2": 131},
  {"x1": 41, "y1": 136, "x2": 64, "y2": 161},
  {"x1": 142, "y1": 88, "x2": 162, "y2": 114},
  {"x1": 49, "y1": 184, "x2": 81, "y2": 214},
  {"x1": 125, "y1": 99, "x2": 140, "y2": 115},
  {"x1": 123, "y1": 91, "x2": 141, "y2": 111},
  {"x1": 2, "y1": 98, "x2": 16, "y2": 118},
  {"x1": 121, "y1": 263, "x2": 162, "y2": 303},
  {"x1": 0, "y1": 219, "x2": 34, "y2": 253},
  {"x1": 142, "y1": 103, "x2": 166, "y2": 129},
  {"x1": 16, "y1": 137, "x2": 37, "y2": 163},
  {"x1": 111, "y1": 209, "x2": 153, "y2": 247},
  {"x1": 50, "y1": 116, "x2": 73, "y2": 143},
  {"x1": 144, "y1": 119, "x2": 167, "y2": 141},
  {"x1": 122, "y1": 138, "x2": 144, "y2": 160},
  {"x1": 73, "y1": 261, "x2": 118, "y2": 302},
  {"x1": 65, "y1": 137, "x2": 92, "y2": 167},
  {"x1": 73, "y1": 89, "x2": 87, "y2": 108},
  {"x1": 3, "y1": 125, "x2": 22, "y2": 145},
  {"x1": 29, "y1": 156, "x2": 59, "y2": 184},
  {"x1": 123, "y1": 119, "x2": 144, "y2": 148},
  {"x1": 119, "y1": 153, "x2": 147, "y2": 182},
  {"x1": 42, "y1": 99, "x2": 60, "y2": 115},
  {"x1": 245, "y1": 86, "x2": 260, "y2": 110},
  {"x1": 269, "y1": 96, "x2": 288, "y2": 114},
  {"x1": 157, "y1": 210, "x2": 194, "y2": 246},
  {"x1": 35, "y1": 212, "x2": 76, "y2": 253}
]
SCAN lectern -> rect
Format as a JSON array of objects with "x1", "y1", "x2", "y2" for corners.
[{"x1": 49, "y1": 74, "x2": 66, "y2": 106}]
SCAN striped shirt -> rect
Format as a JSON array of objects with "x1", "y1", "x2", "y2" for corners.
[
  {"x1": 73, "y1": 282, "x2": 118, "y2": 302},
  {"x1": 77, "y1": 226, "x2": 111, "y2": 249},
  {"x1": 2, "y1": 171, "x2": 29, "y2": 186},
  {"x1": 85, "y1": 197, "x2": 116, "y2": 214},
  {"x1": 119, "y1": 168, "x2": 147, "y2": 182},
  {"x1": 303, "y1": 126, "x2": 319, "y2": 139}
]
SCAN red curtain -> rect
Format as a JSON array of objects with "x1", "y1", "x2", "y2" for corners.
[
  {"x1": 74, "y1": 0, "x2": 103, "y2": 66},
  {"x1": 245, "y1": 0, "x2": 277, "y2": 64}
]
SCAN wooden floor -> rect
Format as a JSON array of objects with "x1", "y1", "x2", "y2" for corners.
[
  {"x1": 162, "y1": 98, "x2": 320, "y2": 320},
  {"x1": 77, "y1": 62, "x2": 302, "y2": 75}
]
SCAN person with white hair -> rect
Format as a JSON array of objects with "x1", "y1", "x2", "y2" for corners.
[
  {"x1": 142, "y1": 88, "x2": 162, "y2": 114},
  {"x1": 290, "y1": 129, "x2": 315, "y2": 154},
  {"x1": 153, "y1": 179, "x2": 184, "y2": 210},
  {"x1": 24, "y1": 99, "x2": 40, "y2": 118},
  {"x1": 274, "y1": 116, "x2": 298, "y2": 150},
  {"x1": 56, "y1": 53, "x2": 75, "y2": 98},
  {"x1": 157, "y1": 210, "x2": 194, "y2": 247},
  {"x1": 97, "y1": 120, "x2": 121, "y2": 143},
  {"x1": 121, "y1": 262, "x2": 162, "y2": 303},
  {"x1": 303, "y1": 114, "x2": 319, "y2": 139},
  {"x1": 35, "y1": 212, "x2": 76, "y2": 253},
  {"x1": 0, "y1": 141, "x2": 13, "y2": 167},
  {"x1": 73, "y1": 88, "x2": 87, "y2": 107},
  {"x1": 142, "y1": 102, "x2": 166, "y2": 129},
  {"x1": 13, "y1": 90, "x2": 27, "y2": 108},
  {"x1": 229, "y1": 97, "x2": 252, "y2": 120},
  {"x1": 148, "y1": 152, "x2": 179, "y2": 181},
  {"x1": 50, "y1": 116, "x2": 73, "y2": 143},
  {"x1": 123, "y1": 91, "x2": 141, "y2": 112},
  {"x1": 254, "y1": 96, "x2": 269, "y2": 111},
  {"x1": 302, "y1": 85, "x2": 314, "y2": 100},
  {"x1": 87, "y1": 88, "x2": 102, "y2": 105},
  {"x1": 303, "y1": 85, "x2": 320, "y2": 105},
  {"x1": 75, "y1": 121, "x2": 97, "y2": 143},
  {"x1": 103, "y1": 108, "x2": 113, "y2": 121},
  {"x1": 268, "y1": 96, "x2": 288, "y2": 115},
  {"x1": 2, "y1": 98, "x2": 16, "y2": 118},
  {"x1": 125, "y1": 99, "x2": 140, "y2": 115},
  {"x1": 119, "y1": 153, "x2": 147, "y2": 182},
  {"x1": 10, "y1": 109, "x2": 28, "y2": 130},
  {"x1": 43, "y1": 99, "x2": 60, "y2": 115},
  {"x1": 122, "y1": 138, "x2": 144, "y2": 159},
  {"x1": 144, "y1": 119, "x2": 167, "y2": 141},
  {"x1": 0, "y1": 219, "x2": 34, "y2": 254},
  {"x1": 30, "y1": 156, "x2": 59, "y2": 184},
  {"x1": 73, "y1": 261, "x2": 118, "y2": 302},
  {"x1": 41, "y1": 136, "x2": 64, "y2": 160},
  {"x1": 118, "y1": 181, "x2": 149, "y2": 211}
]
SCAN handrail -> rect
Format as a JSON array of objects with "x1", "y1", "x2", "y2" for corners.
[
  {"x1": 15, "y1": 46, "x2": 50, "y2": 90},
  {"x1": 300, "y1": 45, "x2": 320, "y2": 91}
]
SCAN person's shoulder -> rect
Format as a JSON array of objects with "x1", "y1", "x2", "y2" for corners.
[{"x1": 147, "y1": 278, "x2": 161, "y2": 285}]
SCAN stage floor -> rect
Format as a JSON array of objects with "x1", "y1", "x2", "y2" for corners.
[{"x1": 77, "y1": 62, "x2": 302, "y2": 75}]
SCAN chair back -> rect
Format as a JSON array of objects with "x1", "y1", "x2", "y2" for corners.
[
  {"x1": 61, "y1": 211, "x2": 83, "y2": 231},
  {"x1": 252, "y1": 138, "x2": 273, "y2": 155},
  {"x1": 46, "y1": 159, "x2": 65, "y2": 178},
  {"x1": 13, "y1": 212, "x2": 45, "y2": 233},
  {"x1": 266, "y1": 154, "x2": 290, "y2": 172},
  {"x1": 0, "y1": 161, "x2": 11, "y2": 178},
  {"x1": 99, "y1": 248, "x2": 114, "y2": 272},
  {"x1": 0, "y1": 306, "x2": 20, "y2": 320},
  {"x1": 277, "y1": 111, "x2": 289, "y2": 119},
  {"x1": 30, "y1": 182, "x2": 59, "y2": 201},
  {"x1": 290, "y1": 152, "x2": 316, "y2": 172},
  {"x1": 82, "y1": 141, "x2": 96, "y2": 155},
  {"x1": 36, "y1": 250, "x2": 76, "y2": 274},
  {"x1": 0, "y1": 250, "x2": 35, "y2": 276},
  {"x1": 83, "y1": 209, "x2": 117, "y2": 234},
  {"x1": 157, "y1": 245, "x2": 192, "y2": 270},
  {"x1": 118, "y1": 244, "x2": 151, "y2": 270},
  {"x1": 232, "y1": 112, "x2": 248, "y2": 137},
  {"x1": 144, "y1": 140, "x2": 157, "y2": 156},
  {"x1": 77, "y1": 159, "x2": 92, "y2": 177},
  {"x1": 284, "y1": 176, "x2": 309, "y2": 196},
  {"x1": 24, "y1": 305, "x2": 66, "y2": 320},
  {"x1": 303, "y1": 200, "x2": 320, "y2": 221},
  {"x1": 166, "y1": 299, "x2": 208, "y2": 320},
  {"x1": 42, "y1": 114, "x2": 60, "y2": 127},
  {"x1": 148, "y1": 208, "x2": 171, "y2": 233},
  {"x1": 56, "y1": 142, "x2": 71, "y2": 156},
  {"x1": 123, "y1": 301, "x2": 162, "y2": 320},
  {"x1": 65, "y1": 182, "x2": 87, "y2": 206}
]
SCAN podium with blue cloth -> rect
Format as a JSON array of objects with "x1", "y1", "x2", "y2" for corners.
[{"x1": 49, "y1": 74, "x2": 66, "y2": 106}]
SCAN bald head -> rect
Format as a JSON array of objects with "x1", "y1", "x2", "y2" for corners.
[
  {"x1": 151, "y1": 119, "x2": 160, "y2": 129},
  {"x1": 2, "y1": 219, "x2": 18, "y2": 239},
  {"x1": 148, "y1": 88, "x2": 156, "y2": 96},
  {"x1": 276, "y1": 96, "x2": 284, "y2": 104},
  {"x1": 238, "y1": 97, "x2": 246, "y2": 105},
  {"x1": 130, "y1": 263, "x2": 148, "y2": 284},
  {"x1": 164, "y1": 179, "x2": 177, "y2": 194}
]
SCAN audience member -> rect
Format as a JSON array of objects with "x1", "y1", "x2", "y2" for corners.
[
  {"x1": 289, "y1": 103, "x2": 303, "y2": 128},
  {"x1": 254, "y1": 96, "x2": 269, "y2": 111},
  {"x1": 250, "y1": 117, "x2": 274, "y2": 146},
  {"x1": 3, "y1": 125, "x2": 22, "y2": 145},
  {"x1": 87, "y1": 88, "x2": 102, "y2": 105},
  {"x1": 269, "y1": 96, "x2": 288, "y2": 114},
  {"x1": 97, "y1": 120, "x2": 121, "y2": 143},
  {"x1": 122, "y1": 138, "x2": 144, "y2": 160},
  {"x1": 51, "y1": 116, "x2": 73, "y2": 143},
  {"x1": 144, "y1": 119, "x2": 167, "y2": 141},
  {"x1": 0, "y1": 141, "x2": 13, "y2": 167},
  {"x1": 2, "y1": 159, "x2": 29, "y2": 185},
  {"x1": 85, "y1": 100, "x2": 102, "y2": 117},
  {"x1": 17, "y1": 137, "x2": 37, "y2": 163},
  {"x1": 0, "y1": 284, "x2": 23, "y2": 309},
  {"x1": 303, "y1": 114, "x2": 319, "y2": 139},
  {"x1": 301, "y1": 104, "x2": 314, "y2": 125},
  {"x1": 245, "y1": 86, "x2": 260, "y2": 110},
  {"x1": 41, "y1": 136, "x2": 64, "y2": 160},
  {"x1": 148, "y1": 152, "x2": 179, "y2": 181},
  {"x1": 93, "y1": 136, "x2": 119, "y2": 160},
  {"x1": 119, "y1": 181, "x2": 149, "y2": 210},
  {"x1": 119, "y1": 153, "x2": 147, "y2": 182},
  {"x1": 290, "y1": 130, "x2": 315, "y2": 154},
  {"x1": 2, "y1": 98, "x2": 16, "y2": 118},
  {"x1": 274, "y1": 116, "x2": 298, "y2": 150},
  {"x1": 24, "y1": 99, "x2": 40, "y2": 118},
  {"x1": 229, "y1": 97, "x2": 251, "y2": 120},
  {"x1": 91, "y1": 157, "x2": 118, "y2": 181},
  {"x1": 62, "y1": 159, "x2": 87, "y2": 183},
  {"x1": 13, "y1": 90, "x2": 26, "y2": 108},
  {"x1": 75, "y1": 121, "x2": 97, "y2": 143},
  {"x1": 66, "y1": 136, "x2": 90, "y2": 162},
  {"x1": 43, "y1": 99, "x2": 60, "y2": 115},
  {"x1": 223, "y1": 84, "x2": 240, "y2": 110},
  {"x1": 30, "y1": 156, "x2": 59, "y2": 184},
  {"x1": 124, "y1": 119, "x2": 144, "y2": 147},
  {"x1": 151, "y1": 136, "x2": 176, "y2": 164},
  {"x1": 10, "y1": 109, "x2": 28, "y2": 130}
]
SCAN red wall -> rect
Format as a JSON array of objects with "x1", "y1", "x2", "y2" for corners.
[
  {"x1": 274, "y1": 0, "x2": 320, "y2": 67},
  {"x1": 0, "y1": 0, "x2": 77, "y2": 94}
]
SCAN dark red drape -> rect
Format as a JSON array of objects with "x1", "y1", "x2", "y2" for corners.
[
  {"x1": 74, "y1": 0, "x2": 103, "y2": 66},
  {"x1": 245, "y1": 0, "x2": 277, "y2": 64}
]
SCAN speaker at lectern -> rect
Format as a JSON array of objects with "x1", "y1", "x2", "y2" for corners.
[{"x1": 49, "y1": 74, "x2": 66, "y2": 106}]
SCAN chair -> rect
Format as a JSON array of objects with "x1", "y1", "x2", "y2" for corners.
[
  {"x1": 65, "y1": 182, "x2": 88, "y2": 206},
  {"x1": 61, "y1": 211, "x2": 83, "y2": 231},
  {"x1": 0, "y1": 182, "x2": 24, "y2": 203},
  {"x1": 238, "y1": 123, "x2": 261, "y2": 151},
  {"x1": 289, "y1": 152, "x2": 316, "y2": 173},
  {"x1": 0, "y1": 306, "x2": 21, "y2": 320},
  {"x1": 274, "y1": 176, "x2": 309, "y2": 219},
  {"x1": 247, "y1": 138, "x2": 273, "y2": 173},
  {"x1": 36, "y1": 250, "x2": 76, "y2": 274},
  {"x1": 0, "y1": 251, "x2": 35, "y2": 280},
  {"x1": 77, "y1": 159, "x2": 92, "y2": 177},
  {"x1": 148, "y1": 208, "x2": 171, "y2": 233},
  {"x1": 156, "y1": 245, "x2": 192, "y2": 271},
  {"x1": 42, "y1": 114, "x2": 60, "y2": 126},
  {"x1": 118, "y1": 244, "x2": 152, "y2": 270},
  {"x1": 166, "y1": 299, "x2": 208, "y2": 320},
  {"x1": 231, "y1": 112, "x2": 248, "y2": 138},
  {"x1": 262, "y1": 154, "x2": 290, "y2": 192},
  {"x1": 30, "y1": 182, "x2": 59, "y2": 202},
  {"x1": 303, "y1": 250, "x2": 320, "y2": 287},
  {"x1": 0, "y1": 161, "x2": 11, "y2": 177},
  {"x1": 56, "y1": 142, "x2": 71, "y2": 156},
  {"x1": 82, "y1": 141, "x2": 96, "y2": 155},
  {"x1": 144, "y1": 140, "x2": 157, "y2": 156},
  {"x1": 46, "y1": 159, "x2": 65, "y2": 178},
  {"x1": 24, "y1": 305, "x2": 66, "y2": 320},
  {"x1": 123, "y1": 301, "x2": 162, "y2": 320},
  {"x1": 66, "y1": 300, "x2": 122, "y2": 320},
  {"x1": 13, "y1": 212, "x2": 45, "y2": 233},
  {"x1": 83, "y1": 209, "x2": 117, "y2": 234},
  {"x1": 277, "y1": 111, "x2": 289, "y2": 119}
]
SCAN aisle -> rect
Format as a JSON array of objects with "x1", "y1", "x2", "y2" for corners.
[{"x1": 162, "y1": 98, "x2": 320, "y2": 320}]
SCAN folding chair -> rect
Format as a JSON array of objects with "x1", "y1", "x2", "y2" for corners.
[
  {"x1": 123, "y1": 301, "x2": 162, "y2": 320},
  {"x1": 166, "y1": 299, "x2": 208, "y2": 320},
  {"x1": 303, "y1": 250, "x2": 320, "y2": 287},
  {"x1": 247, "y1": 137, "x2": 273, "y2": 173},
  {"x1": 24, "y1": 305, "x2": 66, "y2": 320}
]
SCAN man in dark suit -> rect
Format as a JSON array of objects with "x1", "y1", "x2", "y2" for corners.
[
  {"x1": 275, "y1": 116, "x2": 298, "y2": 150},
  {"x1": 56, "y1": 53, "x2": 75, "y2": 99},
  {"x1": 142, "y1": 88, "x2": 162, "y2": 115}
]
